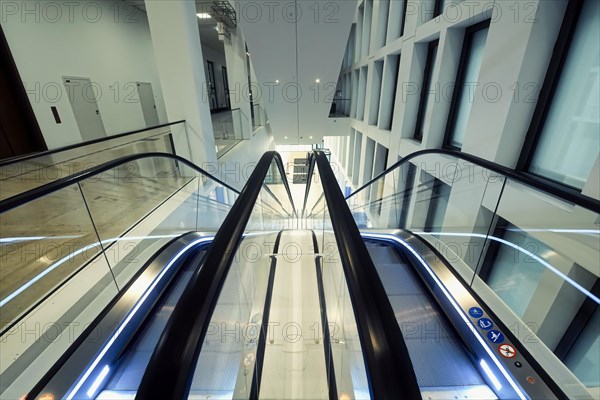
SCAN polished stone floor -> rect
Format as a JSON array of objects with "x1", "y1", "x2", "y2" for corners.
[{"x1": 0, "y1": 158, "x2": 229, "y2": 330}]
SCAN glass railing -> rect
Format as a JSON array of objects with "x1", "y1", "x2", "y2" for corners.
[
  {"x1": 0, "y1": 121, "x2": 189, "y2": 201},
  {"x1": 303, "y1": 157, "x2": 371, "y2": 399},
  {"x1": 188, "y1": 154, "x2": 296, "y2": 398},
  {"x1": 346, "y1": 150, "x2": 600, "y2": 400},
  {"x1": 214, "y1": 108, "x2": 244, "y2": 159},
  {"x1": 252, "y1": 103, "x2": 267, "y2": 131},
  {"x1": 0, "y1": 153, "x2": 237, "y2": 398}
]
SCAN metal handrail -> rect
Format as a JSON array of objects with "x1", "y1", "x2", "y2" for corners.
[
  {"x1": 348, "y1": 148, "x2": 600, "y2": 212},
  {"x1": 0, "y1": 120, "x2": 185, "y2": 167},
  {"x1": 0, "y1": 152, "x2": 239, "y2": 213},
  {"x1": 135, "y1": 151, "x2": 296, "y2": 399},
  {"x1": 309, "y1": 150, "x2": 422, "y2": 399}
]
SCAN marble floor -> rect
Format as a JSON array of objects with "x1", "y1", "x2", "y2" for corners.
[{"x1": 0, "y1": 129, "x2": 175, "y2": 201}]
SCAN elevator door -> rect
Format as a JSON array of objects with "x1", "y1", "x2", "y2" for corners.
[{"x1": 63, "y1": 76, "x2": 106, "y2": 141}]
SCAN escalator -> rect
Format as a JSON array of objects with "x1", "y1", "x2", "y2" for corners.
[
  {"x1": 1, "y1": 150, "x2": 597, "y2": 400},
  {"x1": 365, "y1": 240, "x2": 496, "y2": 399}
]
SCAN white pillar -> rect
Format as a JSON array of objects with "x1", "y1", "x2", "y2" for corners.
[
  {"x1": 145, "y1": 0, "x2": 216, "y2": 165},
  {"x1": 224, "y1": 27, "x2": 253, "y2": 140}
]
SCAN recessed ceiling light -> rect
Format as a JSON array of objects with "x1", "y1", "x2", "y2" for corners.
[
  {"x1": 276, "y1": 80, "x2": 280, "y2": 83},
  {"x1": 196, "y1": 13, "x2": 211, "y2": 19},
  {"x1": 315, "y1": 79, "x2": 320, "y2": 83},
  {"x1": 284, "y1": 136, "x2": 288, "y2": 139},
  {"x1": 309, "y1": 136, "x2": 313, "y2": 139}
]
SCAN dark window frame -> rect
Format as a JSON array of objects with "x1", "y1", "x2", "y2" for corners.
[
  {"x1": 221, "y1": 65, "x2": 230, "y2": 109},
  {"x1": 433, "y1": 0, "x2": 443, "y2": 18},
  {"x1": 206, "y1": 60, "x2": 218, "y2": 110},
  {"x1": 399, "y1": 0, "x2": 409, "y2": 37},
  {"x1": 516, "y1": 0, "x2": 586, "y2": 191},
  {"x1": 554, "y1": 279, "x2": 599, "y2": 361},
  {"x1": 414, "y1": 40, "x2": 439, "y2": 142},
  {"x1": 481, "y1": 217, "x2": 600, "y2": 366},
  {"x1": 397, "y1": 162, "x2": 417, "y2": 228},
  {"x1": 443, "y1": 19, "x2": 491, "y2": 150}
]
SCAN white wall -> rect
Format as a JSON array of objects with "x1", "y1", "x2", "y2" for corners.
[
  {"x1": 215, "y1": 126, "x2": 275, "y2": 191},
  {"x1": 2, "y1": 1, "x2": 167, "y2": 149}
]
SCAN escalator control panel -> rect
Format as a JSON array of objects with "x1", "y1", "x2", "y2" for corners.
[{"x1": 464, "y1": 302, "x2": 558, "y2": 399}]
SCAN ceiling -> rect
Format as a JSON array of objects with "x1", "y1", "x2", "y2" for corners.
[
  {"x1": 126, "y1": 0, "x2": 356, "y2": 144},
  {"x1": 237, "y1": 0, "x2": 356, "y2": 144}
]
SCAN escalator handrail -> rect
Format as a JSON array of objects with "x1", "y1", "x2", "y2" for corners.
[
  {"x1": 347, "y1": 148, "x2": 600, "y2": 212},
  {"x1": 0, "y1": 151, "x2": 240, "y2": 214},
  {"x1": 301, "y1": 152, "x2": 316, "y2": 218},
  {"x1": 311, "y1": 150, "x2": 422, "y2": 399},
  {"x1": 0, "y1": 120, "x2": 185, "y2": 167},
  {"x1": 23, "y1": 233, "x2": 208, "y2": 400},
  {"x1": 135, "y1": 151, "x2": 295, "y2": 400}
]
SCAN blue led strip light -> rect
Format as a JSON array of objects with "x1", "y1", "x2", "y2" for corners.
[
  {"x1": 0, "y1": 234, "x2": 181, "y2": 308},
  {"x1": 65, "y1": 236, "x2": 213, "y2": 400},
  {"x1": 418, "y1": 231, "x2": 599, "y2": 305}
]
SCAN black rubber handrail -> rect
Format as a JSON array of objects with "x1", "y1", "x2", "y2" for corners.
[
  {"x1": 0, "y1": 120, "x2": 185, "y2": 167},
  {"x1": 348, "y1": 148, "x2": 600, "y2": 212},
  {"x1": 23, "y1": 233, "x2": 209, "y2": 400},
  {"x1": 301, "y1": 152, "x2": 316, "y2": 218},
  {"x1": 311, "y1": 150, "x2": 422, "y2": 399},
  {"x1": 135, "y1": 151, "x2": 296, "y2": 400},
  {"x1": 304, "y1": 151, "x2": 421, "y2": 397},
  {"x1": 0, "y1": 152, "x2": 239, "y2": 214}
]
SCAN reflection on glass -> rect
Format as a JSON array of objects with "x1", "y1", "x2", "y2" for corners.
[
  {"x1": 0, "y1": 153, "x2": 237, "y2": 399},
  {"x1": 0, "y1": 184, "x2": 103, "y2": 329},
  {"x1": 448, "y1": 26, "x2": 489, "y2": 148},
  {"x1": 0, "y1": 123, "x2": 185, "y2": 201},
  {"x1": 485, "y1": 227, "x2": 548, "y2": 318},
  {"x1": 307, "y1": 164, "x2": 371, "y2": 399},
  {"x1": 565, "y1": 309, "x2": 600, "y2": 387},
  {"x1": 345, "y1": 150, "x2": 600, "y2": 397}
]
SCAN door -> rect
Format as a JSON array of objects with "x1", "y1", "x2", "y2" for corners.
[
  {"x1": 222, "y1": 66, "x2": 230, "y2": 109},
  {"x1": 62, "y1": 77, "x2": 106, "y2": 141},
  {"x1": 136, "y1": 82, "x2": 160, "y2": 127},
  {"x1": 206, "y1": 60, "x2": 218, "y2": 110}
]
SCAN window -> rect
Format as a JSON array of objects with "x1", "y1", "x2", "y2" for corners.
[
  {"x1": 444, "y1": 20, "x2": 490, "y2": 149},
  {"x1": 564, "y1": 308, "x2": 600, "y2": 387},
  {"x1": 414, "y1": 40, "x2": 439, "y2": 142},
  {"x1": 484, "y1": 226, "x2": 548, "y2": 318},
  {"x1": 523, "y1": 0, "x2": 599, "y2": 189},
  {"x1": 379, "y1": 54, "x2": 401, "y2": 131},
  {"x1": 397, "y1": 162, "x2": 417, "y2": 228}
]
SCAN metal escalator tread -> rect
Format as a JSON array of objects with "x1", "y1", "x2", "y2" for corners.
[
  {"x1": 101, "y1": 251, "x2": 205, "y2": 393},
  {"x1": 366, "y1": 244, "x2": 486, "y2": 389}
]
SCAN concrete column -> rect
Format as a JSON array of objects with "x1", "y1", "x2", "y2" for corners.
[
  {"x1": 224, "y1": 27, "x2": 253, "y2": 140},
  {"x1": 462, "y1": 0, "x2": 568, "y2": 167},
  {"x1": 145, "y1": 0, "x2": 216, "y2": 165}
]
